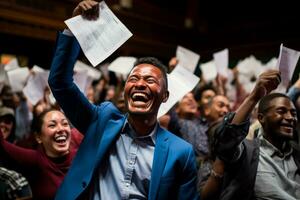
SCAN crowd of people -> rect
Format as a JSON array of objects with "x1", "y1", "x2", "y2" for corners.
[{"x1": 0, "y1": 0, "x2": 299, "y2": 199}]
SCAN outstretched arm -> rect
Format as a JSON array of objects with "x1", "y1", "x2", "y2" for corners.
[
  {"x1": 232, "y1": 69, "x2": 281, "y2": 124},
  {"x1": 201, "y1": 70, "x2": 281, "y2": 199},
  {"x1": 216, "y1": 70, "x2": 281, "y2": 162},
  {"x1": 48, "y1": 1, "x2": 100, "y2": 134},
  {"x1": 0, "y1": 130, "x2": 38, "y2": 168}
]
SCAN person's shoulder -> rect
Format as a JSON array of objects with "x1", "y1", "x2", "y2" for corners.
[
  {"x1": 96, "y1": 101, "x2": 124, "y2": 119},
  {"x1": 97, "y1": 101, "x2": 120, "y2": 113}
]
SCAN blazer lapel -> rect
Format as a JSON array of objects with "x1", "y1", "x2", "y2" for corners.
[
  {"x1": 149, "y1": 127, "x2": 169, "y2": 200},
  {"x1": 96, "y1": 117, "x2": 126, "y2": 164}
]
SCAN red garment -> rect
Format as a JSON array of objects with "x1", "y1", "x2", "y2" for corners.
[
  {"x1": 0, "y1": 134, "x2": 77, "y2": 200},
  {"x1": 70, "y1": 128, "x2": 83, "y2": 150}
]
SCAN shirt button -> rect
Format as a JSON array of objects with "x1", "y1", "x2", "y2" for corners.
[
  {"x1": 126, "y1": 183, "x2": 130, "y2": 187},
  {"x1": 129, "y1": 161, "x2": 134, "y2": 165},
  {"x1": 82, "y1": 181, "x2": 87, "y2": 188}
]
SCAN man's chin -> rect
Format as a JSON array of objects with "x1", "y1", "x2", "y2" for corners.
[
  {"x1": 278, "y1": 132, "x2": 294, "y2": 140},
  {"x1": 128, "y1": 109, "x2": 150, "y2": 115}
]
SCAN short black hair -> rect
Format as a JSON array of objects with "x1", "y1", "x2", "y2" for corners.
[
  {"x1": 133, "y1": 57, "x2": 168, "y2": 89},
  {"x1": 258, "y1": 93, "x2": 291, "y2": 114}
]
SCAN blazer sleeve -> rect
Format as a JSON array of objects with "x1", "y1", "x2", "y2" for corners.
[
  {"x1": 214, "y1": 112, "x2": 250, "y2": 163},
  {"x1": 48, "y1": 33, "x2": 98, "y2": 134},
  {"x1": 177, "y1": 147, "x2": 200, "y2": 200}
]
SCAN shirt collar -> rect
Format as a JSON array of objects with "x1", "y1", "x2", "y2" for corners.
[
  {"x1": 258, "y1": 128, "x2": 293, "y2": 158},
  {"x1": 121, "y1": 119, "x2": 157, "y2": 145}
]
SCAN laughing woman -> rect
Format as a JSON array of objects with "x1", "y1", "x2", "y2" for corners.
[{"x1": 0, "y1": 109, "x2": 77, "y2": 200}]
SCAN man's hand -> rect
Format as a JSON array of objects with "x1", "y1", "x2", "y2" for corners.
[
  {"x1": 250, "y1": 70, "x2": 281, "y2": 101},
  {"x1": 231, "y1": 70, "x2": 280, "y2": 125},
  {"x1": 72, "y1": 0, "x2": 99, "y2": 20}
]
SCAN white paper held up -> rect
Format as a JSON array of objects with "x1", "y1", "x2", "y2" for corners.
[
  {"x1": 4, "y1": 58, "x2": 19, "y2": 71},
  {"x1": 108, "y1": 56, "x2": 136, "y2": 76},
  {"x1": 32, "y1": 65, "x2": 46, "y2": 73},
  {"x1": 74, "y1": 69, "x2": 89, "y2": 93},
  {"x1": 276, "y1": 44, "x2": 300, "y2": 88},
  {"x1": 158, "y1": 64, "x2": 200, "y2": 118},
  {"x1": 176, "y1": 46, "x2": 200, "y2": 73},
  {"x1": 213, "y1": 48, "x2": 229, "y2": 77},
  {"x1": 65, "y1": 1, "x2": 133, "y2": 67},
  {"x1": 74, "y1": 60, "x2": 102, "y2": 80},
  {"x1": 200, "y1": 61, "x2": 217, "y2": 82},
  {"x1": 0, "y1": 64, "x2": 9, "y2": 86},
  {"x1": 23, "y1": 71, "x2": 48, "y2": 105},
  {"x1": 7, "y1": 67, "x2": 30, "y2": 92}
]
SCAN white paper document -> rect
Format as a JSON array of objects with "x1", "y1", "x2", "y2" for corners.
[
  {"x1": 23, "y1": 72, "x2": 48, "y2": 105},
  {"x1": 32, "y1": 65, "x2": 46, "y2": 73},
  {"x1": 7, "y1": 67, "x2": 29, "y2": 92},
  {"x1": 176, "y1": 46, "x2": 200, "y2": 73},
  {"x1": 158, "y1": 65, "x2": 200, "y2": 118},
  {"x1": 276, "y1": 44, "x2": 300, "y2": 87},
  {"x1": 213, "y1": 48, "x2": 229, "y2": 77},
  {"x1": 65, "y1": 1, "x2": 133, "y2": 67},
  {"x1": 108, "y1": 56, "x2": 136, "y2": 76},
  {"x1": 74, "y1": 70, "x2": 89, "y2": 93},
  {"x1": 4, "y1": 58, "x2": 19, "y2": 71},
  {"x1": 200, "y1": 61, "x2": 217, "y2": 82},
  {"x1": 31, "y1": 65, "x2": 50, "y2": 83},
  {"x1": 74, "y1": 60, "x2": 102, "y2": 80},
  {"x1": 236, "y1": 55, "x2": 262, "y2": 76},
  {"x1": 0, "y1": 65, "x2": 9, "y2": 85},
  {"x1": 264, "y1": 57, "x2": 278, "y2": 70}
]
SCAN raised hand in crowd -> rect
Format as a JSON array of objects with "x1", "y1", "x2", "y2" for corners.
[{"x1": 72, "y1": 0, "x2": 99, "y2": 19}]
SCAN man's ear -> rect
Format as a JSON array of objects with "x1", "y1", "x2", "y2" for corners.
[
  {"x1": 257, "y1": 113, "x2": 265, "y2": 125},
  {"x1": 162, "y1": 91, "x2": 169, "y2": 103}
]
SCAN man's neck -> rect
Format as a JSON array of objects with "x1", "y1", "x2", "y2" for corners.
[
  {"x1": 128, "y1": 114, "x2": 157, "y2": 136},
  {"x1": 264, "y1": 134, "x2": 287, "y2": 152}
]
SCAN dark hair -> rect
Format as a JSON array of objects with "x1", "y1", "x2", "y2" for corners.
[
  {"x1": 132, "y1": 57, "x2": 168, "y2": 89},
  {"x1": 258, "y1": 93, "x2": 291, "y2": 114},
  {"x1": 194, "y1": 84, "x2": 217, "y2": 102},
  {"x1": 31, "y1": 108, "x2": 64, "y2": 135}
]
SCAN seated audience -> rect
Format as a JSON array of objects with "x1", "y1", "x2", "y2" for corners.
[{"x1": 212, "y1": 70, "x2": 300, "y2": 200}]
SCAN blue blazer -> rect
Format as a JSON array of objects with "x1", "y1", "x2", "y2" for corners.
[{"x1": 49, "y1": 33, "x2": 200, "y2": 200}]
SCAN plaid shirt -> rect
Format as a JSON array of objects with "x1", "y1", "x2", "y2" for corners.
[{"x1": 0, "y1": 167, "x2": 32, "y2": 199}]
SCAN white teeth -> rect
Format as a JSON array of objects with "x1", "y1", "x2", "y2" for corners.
[
  {"x1": 281, "y1": 124, "x2": 293, "y2": 128},
  {"x1": 132, "y1": 93, "x2": 148, "y2": 100},
  {"x1": 54, "y1": 134, "x2": 67, "y2": 143}
]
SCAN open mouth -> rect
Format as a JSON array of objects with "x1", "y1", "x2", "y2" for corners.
[
  {"x1": 280, "y1": 123, "x2": 294, "y2": 132},
  {"x1": 131, "y1": 92, "x2": 150, "y2": 104},
  {"x1": 54, "y1": 133, "x2": 68, "y2": 144}
]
